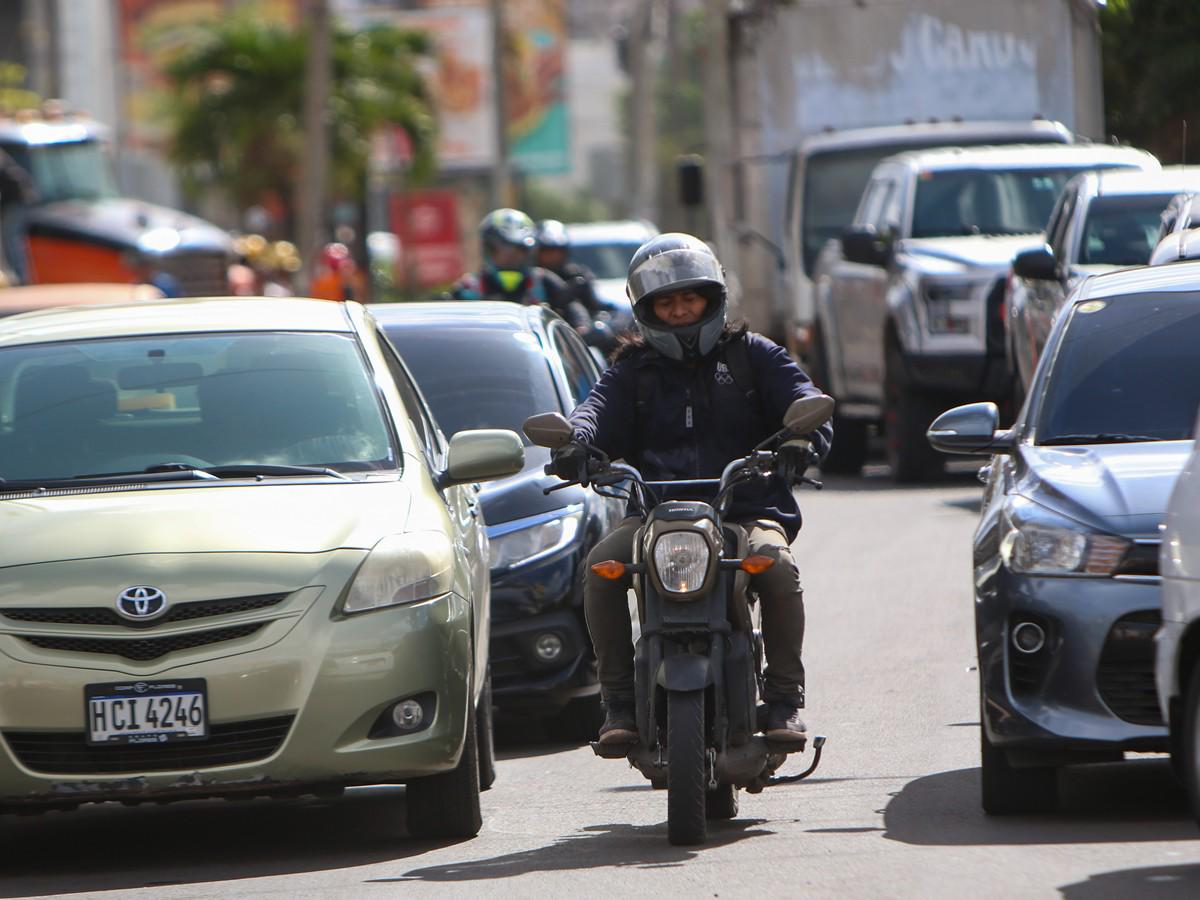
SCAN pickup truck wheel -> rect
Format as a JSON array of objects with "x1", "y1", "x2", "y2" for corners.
[
  {"x1": 807, "y1": 323, "x2": 867, "y2": 474},
  {"x1": 884, "y1": 343, "x2": 945, "y2": 483}
]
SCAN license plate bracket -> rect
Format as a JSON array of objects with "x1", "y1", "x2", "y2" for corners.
[{"x1": 85, "y1": 679, "x2": 208, "y2": 746}]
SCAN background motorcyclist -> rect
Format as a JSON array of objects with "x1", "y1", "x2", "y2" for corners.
[
  {"x1": 449, "y1": 208, "x2": 590, "y2": 330},
  {"x1": 536, "y1": 219, "x2": 602, "y2": 317},
  {"x1": 552, "y1": 233, "x2": 833, "y2": 746}
]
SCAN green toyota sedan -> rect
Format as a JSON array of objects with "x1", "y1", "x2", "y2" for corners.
[{"x1": 0, "y1": 298, "x2": 523, "y2": 838}]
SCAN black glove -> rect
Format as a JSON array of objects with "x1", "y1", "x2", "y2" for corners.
[
  {"x1": 547, "y1": 443, "x2": 589, "y2": 484},
  {"x1": 775, "y1": 440, "x2": 818, "y2": 485}
]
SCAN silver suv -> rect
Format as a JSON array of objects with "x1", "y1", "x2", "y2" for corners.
[{"x1": 811, "y1": 143, "x2": 1158, "y2": 480}]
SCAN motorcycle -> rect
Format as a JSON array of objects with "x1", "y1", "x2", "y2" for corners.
[{"x1": 523, "y1": 393, "x2": 834, "y2": 846}]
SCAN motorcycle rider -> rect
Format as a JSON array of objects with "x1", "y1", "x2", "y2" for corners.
[
  {"x1": 449, "y1": 208, "x2": 590, "y2": 330},
  {"x1": 536, "y1": 219, "x2": 602, "y2": 318},
  {"x1": 551, "y1": 233, "x2": 833, "y2": 746}
]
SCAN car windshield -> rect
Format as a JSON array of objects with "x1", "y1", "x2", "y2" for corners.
[
  {"x1": 0, "y1": 332, "x2": 396, "y2": 482},
  {"x1": 569, "y1": 241, "x2": 643, "y2": 280},
  {"x1": 384, "y1": 324, "x2": 560, "y2": 444},
  {"x1": 1077, "y1": 193, "x2": 1176, "y2": 266},
  {"x1": 911, "y1": 166, "x2": 1129, "y2": 238},
  {"x1": 1036, "y1": 292, "x2": 1200, "y2": 444},
  {"x1": 25, "y1": 140, "x2": 120, "y2": 203}
]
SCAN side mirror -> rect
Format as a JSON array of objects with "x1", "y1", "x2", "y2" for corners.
[
  {"x1": 926, "y1": 402, "x2": 1015, "y2": 456},
  {"x1": 440, "y1": 429, "x2": 525, "y2": 487},
  {"x1": 841, "y1": 225, "x2": 891, "y2": 267},
  {"x1": 1012, "y1": 245, "x2": 1057, "y2": 281},
  {"x1": 523, "y1": 412, "x2": 573, "y2": 449},
  {"x1": 784, "y1": 394, "x2": 835, "y2": 435}
]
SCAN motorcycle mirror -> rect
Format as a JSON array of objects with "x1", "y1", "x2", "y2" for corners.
[
  {"x1": 784, "y1": 394, "x2": 835, "y2": 435},
  {"x1": 523, "y1": 412, "x2": 574, "y2": 449}
]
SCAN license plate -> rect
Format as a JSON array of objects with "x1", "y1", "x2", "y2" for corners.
[{"x1": 85, "y1": 679, "x2": 208, "y2": 746}]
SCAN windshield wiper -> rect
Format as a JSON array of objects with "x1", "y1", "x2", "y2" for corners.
[
  {"x1": 198, "y1": 464, "x2": 351, "y2": 481},
  {"x1": 1040, "y1": 433, "x2": 1162, "y2": 446},
  {"x1": 0, "y1": 469, "x2": 218, "y2": 492}
]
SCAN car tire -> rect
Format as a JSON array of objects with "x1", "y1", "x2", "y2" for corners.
[
  {"x1": 884, "y1": 340, "x2": 945, "y2": 483},
  {"x1": 406, "y1": 701, "x2": 483, "y2": 839},
  {"x1": 979, "y1": 726, "x2": 1057, "y2": 815},
  {"x1": 1180, "y1": 662, "x2": 1200, "y2": 826},
  {"x1": 477, "y1": 668, "x2": 497, "y2": 791},
  {"x1": 808, "y1": 322, "x2": 868, "y2": 475},
  {"x1": 548, "y1": 693, "x2": 606, "y2": 744}
]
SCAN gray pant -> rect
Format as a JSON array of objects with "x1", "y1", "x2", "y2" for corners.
[{"x1": 584, "y1": 517, "x2": 806, "y2": 706}]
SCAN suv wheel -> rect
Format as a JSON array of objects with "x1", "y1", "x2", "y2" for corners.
[
  {"x1": 884, "y1": 341, "x2": 945, "y2": 483},
  {"x1": 980, "y1": 724, "x2": 1057, "y2": 815},
  {"x1": 808, "y1": 322, "x2": 867, "y2": 474},
  {"x1": 406, "y1": 701, "x2": 483, "y2": 839}
]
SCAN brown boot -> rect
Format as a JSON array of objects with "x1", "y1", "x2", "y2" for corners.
[{"x1": 597, "y1": 698, "x2": 637, "y2": 745}]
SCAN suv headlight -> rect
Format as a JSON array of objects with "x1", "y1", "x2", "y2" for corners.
[
  {"x1": 342, "y1": 532, "x2": 455, "y2": 615},
  {"x1": 999, "y1": 497, "x2": 1129, "y2": 576},
  {"x1": 488, "y1": 505, "x2": 583, "y2": 572},
  {"x1": 921, "y1": 279, "x2": 978, "y2": 335},
  {"x1": 653, "y1": 532, "x2": 712, "y2": 593}
]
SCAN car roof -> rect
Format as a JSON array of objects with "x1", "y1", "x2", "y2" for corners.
[
  {"x1": 565, "y1": 220, "x2": 658, "y2": 244},
  {"x1": 369, "y1": 300, "x2": 546, "y2": 333},
  {"x1": 0, "y1": 297, "x2": 355, "y2": 348},
  {"x1": 799, "y1": 119, "x2": 1072, "y2": 155},
  {"x1": 1075, "y1": 260, "x2": 1200, "y2": 300},
  {"x1": 883, "y1": 143, "x2": 1159, "y2": 173},
  {"x1": 1074, "y1": 166, "x2": 1200, "y2": 198}
]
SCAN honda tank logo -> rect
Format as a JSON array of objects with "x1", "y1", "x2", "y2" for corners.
[{"x1": 116, "y1": 586, "x2": 169, "y2": 620}]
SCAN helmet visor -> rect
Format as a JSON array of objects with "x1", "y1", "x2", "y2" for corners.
[{"x1": 628, "y1": 248, "x2": 724, "y2": 304}]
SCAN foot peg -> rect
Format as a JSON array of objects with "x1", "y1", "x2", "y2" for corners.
[{"x1": 590, "y1": 740, "x2": 635, "y2": 759}]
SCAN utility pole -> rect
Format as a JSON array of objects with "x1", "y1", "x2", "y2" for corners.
[
  {"x1": 702, "y1": 0, "x2": 734, "y2": 270},
  {"x1": 297, "y1": 0, "x2": 332, "y2": 292},
  {"x1": 489, "y1": 0, "x2": 512, "y2": 209},
  {"x1": 26, "y1": 0, "x2": 59, "y2": 100},
  {"x1": 628, "y1": 0, "x2": 658, "y2": 224}
]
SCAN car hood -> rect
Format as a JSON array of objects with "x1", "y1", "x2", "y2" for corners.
[
  {"x1": 479, "y1": 446, "x2": 587, "y2": 526},
  {"x1": 1017, "y1": 441, "x2": 1193, "y2": 536},
  {"x1": 0, "y1": 481, "x2": 413, "y2": 568},
  {"x1": 904, "y1": 234, "x2": 1044, "y2": 274},
  {"x1": 28, "y1": 198, "x2": 234, "y2": 256}
]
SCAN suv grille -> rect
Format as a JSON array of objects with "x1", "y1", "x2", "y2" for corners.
[
  {"x1": 21, "y1": 622, "x2": 264, "y2": 661},
  {"x1": 3, "y1": 715, "x2": 294, "y2": 774},
  {"x1": 1096, "y1": 610, "x2": 1163, "y2": 726},
  {"x1": 2, "y1": 592, "x2": 288, "y2": 630}
]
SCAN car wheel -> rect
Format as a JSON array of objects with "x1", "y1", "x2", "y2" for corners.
[
  {"x1": 406, "y1": 700, "x2": 483, "y2": 839},
  {"x1": 477, "y1": 667, "x2": 496, "y2": 791},
  {"x1": 1180, "y1": 662, "x2": 1200, "y2": 826},
  {"x1": 808, "y1": 322, "x2": 867, "y2": 475},
  {"x1": 884, "y1": 340, "x2": 945, "y2": 483},
  {"x1": 979, "y1": 726, "x2": 1057, "y2": 815}
]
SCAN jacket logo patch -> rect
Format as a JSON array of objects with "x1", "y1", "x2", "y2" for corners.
[{"x1": 714, "y1": 362, "x2": 734, "y2": 386}]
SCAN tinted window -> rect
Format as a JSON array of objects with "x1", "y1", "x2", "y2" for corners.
[
  {"x1": 26, "y1": 140, "x2": 119, "y2": 203},
  {"x1": 1078, "y1": 194, "x2": 1175, "y2": 266},
  {"x1": 912, "y1": 167, "x2": 1122, "y2": 238},
  {"x1": 384, "y1": 323, "x2": 561, "y2": 443},
  {"x1": 551, "y1": 324, "x2": 597, "y2": 407},
  {"x1": 377, "y1": 331, "x2": 442, "y2": 463},
  {"x1": 1036, "y1": 292, "x2": 1200, "y2": 443},
  {"x1": 0, "y1": 332, "x2": 396, "y2": 481},
  {"x1": 570, "y1": 241, "x2": 643, "y2": 280}
]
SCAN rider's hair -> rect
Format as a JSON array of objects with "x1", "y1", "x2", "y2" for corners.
[{"x1": 610, "y1": 321, "x2": 748, "y2": 364}]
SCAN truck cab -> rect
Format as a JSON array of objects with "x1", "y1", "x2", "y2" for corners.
[
  {"x1": 813, "y1": 142, "x2": 1159, "y2": 480},
  {"x1": 0, "y1": 112, "x2": 232, "y2": 294}
]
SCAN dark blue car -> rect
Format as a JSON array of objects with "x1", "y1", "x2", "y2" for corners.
[{"x1": 374, "y1": 301, "x2": 622, "y2": 737}]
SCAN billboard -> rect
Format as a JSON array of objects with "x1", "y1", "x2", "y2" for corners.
[
  {"x1": 504, "y1": 0, "x2": 569, "y2": 175},
  {"x1": 390, "y1": 189, "x2": 464, "y2": 288}
]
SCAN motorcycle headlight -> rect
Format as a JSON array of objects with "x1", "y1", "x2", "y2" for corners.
[
  {"x1": 488, "y1": 505, "x2": 583, "y2": 572},
  {"x1": 653, "y1": 532, "x2": 712, "y2": 593},
  {"x1": 342, "y1": 532, "x2": 455, "y2": 615},
  {"x1": 999, "y1": 497, "x2": 1129, "y2": 576}
]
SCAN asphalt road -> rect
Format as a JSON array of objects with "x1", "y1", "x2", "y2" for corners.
[{"x1": 3, "y1": 467, "x2": 1198, "y2": 899}]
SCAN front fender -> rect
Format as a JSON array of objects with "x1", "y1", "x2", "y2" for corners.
[{"x1": 656, "y1": 653, "x2": 712, "y2": 692}]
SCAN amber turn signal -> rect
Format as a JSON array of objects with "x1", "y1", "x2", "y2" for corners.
[
  {"x1": 740, "y1": 555, "x2": 775, "y2": 574},
  {"x1": 591, "y1": 560, "x2": 627, "y2": 580}
]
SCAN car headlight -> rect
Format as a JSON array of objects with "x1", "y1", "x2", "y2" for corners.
[
  {"x1": 921, "y1": 279, "x2": 978, "y2": 335},
  {"x1": 342, "y1": 532, "x2": 455, "y2": 615},
  {"x1": 488, "y1": 505, "x2": 583, "y2": 571},
  {"x1": 653, "y1": 532, "x2": 712, "y2": 593},
  {"x1": 999, "y1": 497, "x2": 1129, "y2": 576}
]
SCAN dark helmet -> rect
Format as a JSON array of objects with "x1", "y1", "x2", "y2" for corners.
[
  {"x1": 626, "y1": 233, "x2": 727, "y2": 360},
  {"x1": 479, "y1": 208, "x2": 536, "y2": 270},
  {"x1": 536, "y1": 219, "x2": 570, "y2": 249}
]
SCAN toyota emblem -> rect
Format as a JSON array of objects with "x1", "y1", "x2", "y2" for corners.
[{"x1": 116, "y1": 586, "x2": 169, "y2": 621}]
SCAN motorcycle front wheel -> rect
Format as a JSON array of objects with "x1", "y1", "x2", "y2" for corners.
[{"x1": 667, "y1": 689, "x2": 707, "y2": 845}]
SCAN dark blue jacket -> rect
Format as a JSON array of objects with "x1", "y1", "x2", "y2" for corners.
[{"x1": 569, "y1": 330, "x2": 832, "y2": 540}]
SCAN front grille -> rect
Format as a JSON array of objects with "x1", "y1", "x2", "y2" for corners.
[
  {"x1": 2, "y1": 592, "x2": 288, "y2": 630},
  {"x1": 1097, "y1": 610, "x2": 1163, "y2": 726},
  {"x1": 21, "y1": 623, "x2": 264, "y2": 662},
  {"x1": 1116, "y1": 541, "x2": 1160, "y2": 578},
  {"x1": 157, "y1": 252, "x2": 228, "y2": 297},
  {"x1": 3, "y1": 714, "x2": 294, "y2": 774}
]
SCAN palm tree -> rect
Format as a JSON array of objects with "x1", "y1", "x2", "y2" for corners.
[{"x1": 164, "y1": 16, "x2": 436, "y2": 233}]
